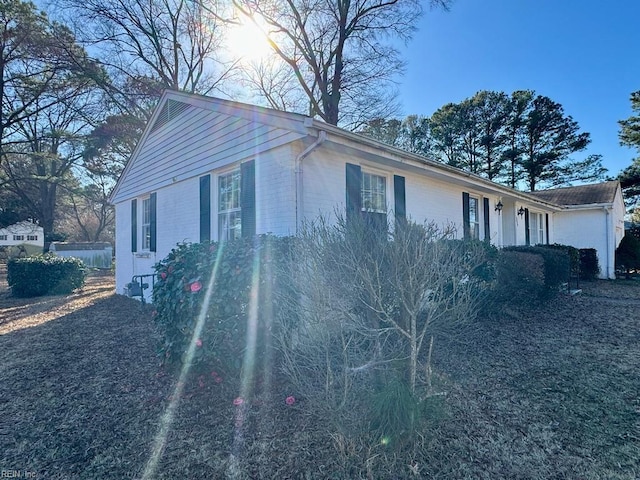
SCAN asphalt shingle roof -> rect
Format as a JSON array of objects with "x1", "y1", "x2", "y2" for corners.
[{"x1": 530, "y1": 181, "x2": 619, "y2": 206}]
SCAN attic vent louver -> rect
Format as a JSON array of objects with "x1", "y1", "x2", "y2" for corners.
[{"x1": 149, "y1": 99, "x2": 192, "y2": 133}]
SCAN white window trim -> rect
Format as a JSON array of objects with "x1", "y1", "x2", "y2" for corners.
[
  {"x1": 360, "y1": 167, "x2": 389, "y2": 214},
  {"x1": 469, "y1": 195, "x2": 480, "y2": 240},
  {"x1": 216, "y1": 166, "x2": 242, "y2": 242},
  {"x1": 529, "y1": 211, "x2": 545, "y2": 245},
  {"x1": 141, "y1": 196, "x2": 151, "y2": 251}
]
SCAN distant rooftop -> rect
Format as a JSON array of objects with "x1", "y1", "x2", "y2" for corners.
[{"x1": 530, "y1": 181, "x2": 619, "y2": 206}]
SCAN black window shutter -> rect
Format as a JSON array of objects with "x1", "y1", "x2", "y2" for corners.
[
  {"x1": 545, "y1": 213, "x2": 550, "y2": 245},
  {"x1": 462, "y1": 192, "x2": 470, "y2": 239},
  {"x1": 394, "y1": 175, "x2": 406, "y2": 227},
  {"x1": 150, "y1": 192, "x2": 157, "y2": 252},
  {"x1": 241, "y1": 160, "x2": 256, "y2": 238},
  {"x1": 199, "y1": 175, "x2": 211, "y2": 243},
  {"x1": 131, "y1": 199, "x2": 137, "y2": 252},
  {"x1": 524, "y1": 208, "x2": 530, "y2": 246},
  {"x1": 483, "y1": 197, "x2": 490, "y2": 243},
  {"x1": 346, "y1": 163, "x2": 362, "y2": 221}
]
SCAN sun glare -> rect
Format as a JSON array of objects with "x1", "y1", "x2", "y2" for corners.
[{"x1": 227, "y1": 12, "x2": 273, "y2": 64}]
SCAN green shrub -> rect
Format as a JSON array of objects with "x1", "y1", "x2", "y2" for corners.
[
  {"x1": 370, "y1": 377, "x2": 420, "y2": 443},
  {"x1": 579, "y1": 248, "x2": 600, "y2": 280},
  {"x1": 7, "y1": 254, "x2": 86, "y2": 297},
  {"x1": 503, "y1": 245, "x2": 570, "y2": 298},
  {"x1": 492, "y1": 250, "x2": 545, "y2": 307},
  {"x1": 152, "y1": 236, "x2": 293, "y2": 383},
  {"x1": 616, "y1": 234, "x2": 640, "y2": 278}
]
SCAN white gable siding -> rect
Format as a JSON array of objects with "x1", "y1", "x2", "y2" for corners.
[{"x1": 112, "y1": 106, "x2": 306, "y2": 204}]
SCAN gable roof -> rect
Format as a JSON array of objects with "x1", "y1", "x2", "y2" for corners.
[
  {"x1": 110, "y1": 90, "x2": 311, "y2": 204},
  {"x1": 529, "y1": 181, "x2": 620, "y2": 206}
]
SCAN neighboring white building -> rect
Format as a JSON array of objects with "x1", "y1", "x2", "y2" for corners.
[
  {"x1": 109, "y1": 91, "x2": 623, "y2": 299},
  {"x1": 0, "y1": 221, "x2": 44, "y2": 250}
]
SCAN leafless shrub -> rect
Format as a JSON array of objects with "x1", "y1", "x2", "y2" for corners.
[{"x1": 275, "y1": 213, "x2": 493, "y2": 436}]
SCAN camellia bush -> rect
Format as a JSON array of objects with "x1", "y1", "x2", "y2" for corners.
[
  {"x1": 152, "y1": 236, "x2": 293, "y2": 387},
  {"x1": 7, "y1": 254, "x2": 86, "y2": 297}
]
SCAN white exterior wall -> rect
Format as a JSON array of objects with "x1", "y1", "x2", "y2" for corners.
[
  {"x1": 115, "y1": 145, "x2": 298, "y2": 299},
  {"x1": 553, "y1": 208, "x2": 612, "y2": 279},
  {"x1": 301, "y1": 145, "x2": 505, "y2": 242},
  {"x1": 255, "y1": 145, "x2": 297, "y2": 236}
]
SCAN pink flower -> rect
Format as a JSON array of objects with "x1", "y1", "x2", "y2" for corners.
[
  {"x1": 233, "y1": 397, "x2": 244, "y2": 406},
  {"x1": 160, "y1": 272, "x2": 167, "y2": 280},
  {"x1": 190, "y1": 281, "x2": 202, "y2": 293},
  {"x1": 215, "y1": 376, "x2": 223, "y2": 384},
  {"x1": 198, "y1": 376, "x2": 205, "y2": 388},
  {"x1": 285, "y1": 396, "x2": 296, "y2": 405},
  {"x1": 211, "y1": 371, "x2": 218, "y2": 377},
  {"x1": 195, "y1": 338, "x2": 203, "y2": 348}
]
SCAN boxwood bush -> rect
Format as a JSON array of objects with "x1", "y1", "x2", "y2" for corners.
[
  {"x1": 7, "y1": 254, "x2": 86, "y2": 297},
  {"x1": 579, "y1": 248, "x2": 600, "y2": 280},
  {"x1": 502, "y1": 245, "x2": 570, "y2": 299}
]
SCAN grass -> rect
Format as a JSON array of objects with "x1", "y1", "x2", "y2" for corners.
[{"x1": 0, "y1": 274, "x2": 639, "y2": 479}]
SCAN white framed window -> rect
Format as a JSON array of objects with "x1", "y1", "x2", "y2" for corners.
[
  {"x1": 469, "y1": 197, "x2": 480, "y2": 239},
  {"x1": 529, "y1": 212, "x2": 545, "y2": 245},
  {"x1": 142, "y1": 197, "x2": 151, "y2": 250},
  {"x1": 0, "y1": 235, "x2": 7, "y2": 241},
  {"x1": 361, "y1": 171, "x2": 386, "y2": 213},
  {"x1": 27, "y1": 235, "x2": 38, "y2": 241},
  {"x1": 218, "y1": 169, "x2": 242, "y2": 241},
  {"x1": 13, "y1": 235, "x2": 24, "y2": 241}
]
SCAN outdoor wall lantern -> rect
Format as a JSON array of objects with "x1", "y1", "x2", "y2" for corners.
[
  {"x1": 517, "y1": 206, "x2": 526, "y2": 216},
  {"x1": 494, "y1": 200, "x2": 504, "y2": 213}
]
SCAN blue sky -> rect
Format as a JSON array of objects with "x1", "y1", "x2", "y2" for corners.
[{"x1": 398, "y1": 0, "x2": 640, "y2": 178}]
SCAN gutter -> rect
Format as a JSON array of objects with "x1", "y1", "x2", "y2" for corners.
[
  {"x1": 310, "y1": 120, "x2": 562, "y2": 211},
  {"x1": 295, "y1": 131, "x2": 327, "y2": 232}
]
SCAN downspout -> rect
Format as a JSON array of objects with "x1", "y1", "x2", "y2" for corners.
[
  {"x1": 604, "y1": 206, "x2": 611, "y2": 279},
  {"x1": 295, "y1": 131, "x2": 327, "y2": 233}
]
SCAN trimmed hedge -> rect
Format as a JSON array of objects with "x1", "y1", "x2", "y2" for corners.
[
  {"x1": 492, "y1": 250, "x2": 545, "y2": 307},
  {"x1": 502, "y1": 245, "x2": 570, "y2": 299},
  {"x1": 7, "y1": 254, "x2": 86, "y2": 297},
  {"x1": 579, "y1": 248, "x2": 600, "y2": 280}
]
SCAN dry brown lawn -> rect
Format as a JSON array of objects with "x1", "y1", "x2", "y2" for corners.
[{"x1": 0, "y1": 269, "x2": 639, "y2": 479}]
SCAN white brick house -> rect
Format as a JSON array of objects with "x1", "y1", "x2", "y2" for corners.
[{"x1": 109, "y1": 91, "x2": 624, "y2": 299}]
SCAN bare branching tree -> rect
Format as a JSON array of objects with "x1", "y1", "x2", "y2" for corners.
[
  {"x1": 55, "y1": 0, "x2": 235, "y2": 117},
  {"x1": 230, "y1": 0, "x2": 451, "y2": 128}
]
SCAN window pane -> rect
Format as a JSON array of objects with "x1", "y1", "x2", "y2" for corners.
[
  {"x1": 218, "y1": 169, "x2": 242, "y2": 241},
  {"x1": 219, "y1": 170, "x2": 240, "y2": 212},
  {"x1": 219, "y1": 211, "x2": 242, "y2": 241},
  {"x1": 469, "y1": 197, "x2": 479, "y2": 239},
  {"x1": 361, "y1": 172, "x2": 386, "y2": 213}
]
